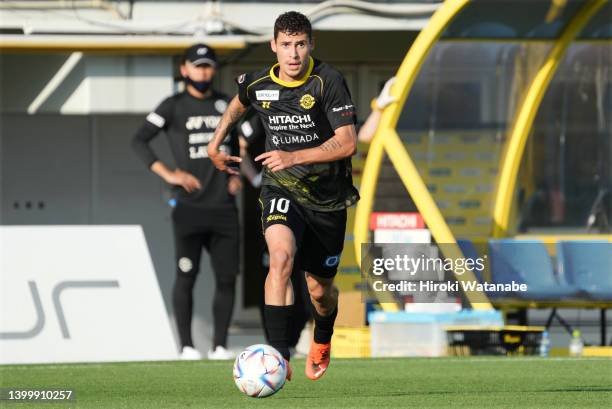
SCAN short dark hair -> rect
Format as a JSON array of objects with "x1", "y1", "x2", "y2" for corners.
[{"x1": 274, "y1": 11, "x2": 312, "y2": 41}]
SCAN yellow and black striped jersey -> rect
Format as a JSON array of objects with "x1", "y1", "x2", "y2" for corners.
[{"x1": 236, "y1": 57, "x2": 359, "y2": 211}]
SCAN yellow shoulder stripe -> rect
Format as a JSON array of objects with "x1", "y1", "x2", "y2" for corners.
[{"x1": 311, "y1": 74, "x2": 324, "y2": 98}]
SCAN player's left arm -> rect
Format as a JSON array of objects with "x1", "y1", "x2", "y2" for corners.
[{"x1": 255, "y1": 125, "x2": 356, "y2": 172}]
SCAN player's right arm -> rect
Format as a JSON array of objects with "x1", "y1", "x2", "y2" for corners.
[
  {"x1": 207, "y1": 95, "x2": 246, "y2": 175},
  {"x1": 131, "y1": 97, "x2": 201, "y2": 192}
]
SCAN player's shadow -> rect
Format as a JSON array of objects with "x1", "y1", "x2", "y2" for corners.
[
  {"x1": 540, "y1": 386, "x2": 612, "y2": 393},
  {"x1": 277, "y1": 391, "x2": 455, "y2": 399},
  {"x1": 278, "y1": 386, "x2": 612, "y2": 400}
]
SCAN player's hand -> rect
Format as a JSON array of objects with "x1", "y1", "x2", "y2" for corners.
[
  {"x1": 167, "y1": 169, "x2": 201, "y2": 193},
  {"x1": 208, "y1": 147, "x2": 242, "y2": 175},
  {"x1": 255, "y1": 150, "x2": 296, "y2": 172},
  {"x1": 375, "y1": 77, "x2": 396, "y2": 110},
  {"x1": 228, "y1": 175, "x2": 242, "y2": 195}
]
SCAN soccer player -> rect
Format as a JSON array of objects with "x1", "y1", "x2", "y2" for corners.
[
  {"x1": 131, "y1": 44, "x2": 241, "y2": 360},
  {"x1": 208, "y1": 11, "x2": 358, "y2": 380}
]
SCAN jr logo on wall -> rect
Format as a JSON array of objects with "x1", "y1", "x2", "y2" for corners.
[
  {"x1": 0, "y1": 280, "x2": 119, "y2": 340},
  {"x1": 0, "y1": 226, "x2": 178, "y2": 364}
]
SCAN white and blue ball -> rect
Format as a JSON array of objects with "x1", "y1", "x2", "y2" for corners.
[{"x1": 233, "y1": 344, "x2": 287, "y2": 398}]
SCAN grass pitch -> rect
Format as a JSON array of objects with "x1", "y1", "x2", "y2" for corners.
[{"x1": 1, "y1": 357, "x2": 611, "y2": 408}]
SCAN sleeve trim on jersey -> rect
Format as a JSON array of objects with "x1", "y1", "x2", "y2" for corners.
[
  {"x1": 311, "y1": 74, "x2": 324, "y2": 98},
  {"x1": 269, "y1": 57, "x2": 314, "y2": 88},
  {"x1": 146, "y1": 112, "x2": 165, "y2": 128}
]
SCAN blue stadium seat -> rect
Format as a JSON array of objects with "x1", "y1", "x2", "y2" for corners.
[
  {"x1": 488, "y1": 239, "x2": 580, "y2": 300},
  {"x1": 556, "y1": 241, "x2": 612, "y2": 300}
]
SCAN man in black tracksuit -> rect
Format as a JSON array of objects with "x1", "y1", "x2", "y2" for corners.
[{"x1": 131, "y1": 44, "x2": 240, "y2": 360}]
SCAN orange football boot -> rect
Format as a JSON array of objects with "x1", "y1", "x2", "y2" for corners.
[{"x1": 305, "y1": 341, "x2": 331, "y2": 380}]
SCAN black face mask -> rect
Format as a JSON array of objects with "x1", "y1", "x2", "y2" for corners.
[{"x1": 185, "y1": 77, "x2": 212, "y2": 94}]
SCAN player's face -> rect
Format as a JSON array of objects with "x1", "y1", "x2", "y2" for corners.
[
  {"x1": 271, "y1": 31, "x2": 313, "y2": 81},
  {"x1": 180, "y1": 62, "x2": 216, "y2": 82}
]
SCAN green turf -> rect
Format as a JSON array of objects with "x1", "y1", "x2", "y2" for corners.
[{"x1": 1, "y1": 358, "x2": 611, "y2": 408}]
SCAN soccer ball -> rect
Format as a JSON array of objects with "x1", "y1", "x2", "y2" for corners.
[{"x1": 233, "y1": 344, "x2": 287, "y2": 398}]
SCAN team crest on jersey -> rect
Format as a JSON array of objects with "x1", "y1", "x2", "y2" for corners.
[{"x1": 299, "y1": 94, "x2": 315, "y2": 109}]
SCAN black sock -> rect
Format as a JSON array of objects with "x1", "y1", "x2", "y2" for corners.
[
  {"x1": 312, "y1": 306, "x2": 338, "y2": 344},
  {"x1": 263, "y1": 305, "x2": 293, "y2": 361}
]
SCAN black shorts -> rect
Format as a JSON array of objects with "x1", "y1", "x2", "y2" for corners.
[{"x1": 259, "y1": 185, "x2": 347, "y2": 278}]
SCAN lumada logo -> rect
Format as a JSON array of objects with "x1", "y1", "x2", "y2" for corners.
[{"x1": 299, "y1": 94, "x2": 315, "y2": 109}]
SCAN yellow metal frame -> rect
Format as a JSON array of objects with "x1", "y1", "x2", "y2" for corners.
[
  {"x1": 354, "y1": 0, "x2": 493, "y2": 311},
  {"x1": 492, "y1": 0, "x2": 609, "y2": 238},
  {"x1": 355, "y1": 0, "x2": 610, "y2": 311}
]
